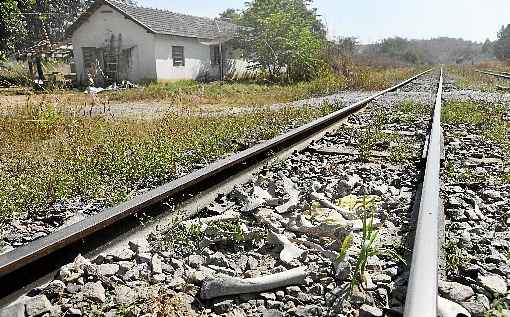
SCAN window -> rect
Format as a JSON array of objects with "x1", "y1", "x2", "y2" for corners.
[
  {"x1": 82, "y1": 47, "x2": 97, "y2": 70},
  {"x1": 172, "y1": 46, "x2": 185, "y2": 66},
  {"x1": 210, "y1": 45, "x2": 221, "y2": 65}
]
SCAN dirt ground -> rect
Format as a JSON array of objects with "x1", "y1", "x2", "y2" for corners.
[{"x1": 0, "y1": 89, "x2": 376, "y2": 119}]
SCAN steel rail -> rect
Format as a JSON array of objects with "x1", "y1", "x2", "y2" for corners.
[
  {"x1": 486, "y1": 69, "x2": 510, "y2": 76},
  {"x1": 0, "y1": 68, "x2": 432, "y2": 302},
  {"x1": 404, "y1": 67, "x2": 443, "y2": 317},
  {"x1": 475, "y1": 69, "x2": 510, "y2": 80}
]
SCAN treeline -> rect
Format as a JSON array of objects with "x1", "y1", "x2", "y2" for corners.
[
  {"x1": 494, "y1": 24, "x2": 510, "y2": 63},
  {"x1": 357, "y1": 37, "x2": 495, "y2": 66}
]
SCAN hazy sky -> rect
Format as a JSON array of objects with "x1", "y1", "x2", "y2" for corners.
[{"x1": 138, "y1": 0, "x2": 509, "y2": 44}]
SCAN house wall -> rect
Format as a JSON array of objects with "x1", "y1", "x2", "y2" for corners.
[
  {"x1": 71, "y1": 4, "x2": 156, "y2": 84},
  {"x1": 154, "y1": 35, "x2": 249, "y2": 81},
  {"x1": 154, "y1": 35, "x2": 217, "y2": 81}
]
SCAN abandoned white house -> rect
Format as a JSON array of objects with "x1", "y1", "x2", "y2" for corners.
[{"x1": 66, "y1": 0, "x2": 244, "y2": 85}]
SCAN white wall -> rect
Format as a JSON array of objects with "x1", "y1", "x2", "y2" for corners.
[
  {"x1": 154, "y1": 35, "x2": 250, "y2": 81},
  {"x1": 154, "y1": 35, "x2": 217, "y2": 81},
  {"x1": 71, "y1": 4, "x2": 156, "y2": 84}
]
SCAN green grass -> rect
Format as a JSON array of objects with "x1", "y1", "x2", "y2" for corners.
[
  {"x1": 396, "y1": 100, "x2": 430, "y2": 123},
  {"x1": 0, "y1": 101, "x2": 336, "y2": 221},
  {"x1": 484, "y1": 296, "x2": 509, "y2": 317},
  {"x1": 442, "y1": 101, "x2": 510, "y2": 147}
]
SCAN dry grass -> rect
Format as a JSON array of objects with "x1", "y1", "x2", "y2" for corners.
[
  {"x1": 150, "y1": 291, "x2": 198, "y2": 317},
  {"x1": 0, "y1": 100, "x2": 336, "y2": 221},
  {"x1": 0, "y1": 65, "x2": 423, "y2": 110},
  {"x1": 103, "y1": 65, "x2": 421, "y2": 104},
  {"x1": 447, "y1": 64, "x2": 509, "y2": 91}
]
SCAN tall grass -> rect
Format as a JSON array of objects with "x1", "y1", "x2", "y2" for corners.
[
  {"x1": 0, "y1": 101, "x2": 336, "y2": 221},
  {"x1": 1, "y1": 64, "x2": 423, "y2": 110},
  {"x1": 447, "y1": 65, "x2": 503, "y2": 91},
  {"x1": 104, "y1": 66, "x2": 420, "y2": 104}
]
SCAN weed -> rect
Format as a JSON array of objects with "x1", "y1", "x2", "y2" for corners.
[
  {"x1": 358, "y1": 111, "x2": 387, "y2": 161},
  {"x1": 389, "y1": 143, "x2": 411, "y2": 162},
  {"x1": 336, "y1": 235, "x2": 353, "y2": 262},
  {"x1": 115, "y1": 304, "x2": 137, "y2": 316},
  {"x1": 396, "y1": 100, "x2": 430, "y2": 123},
  {"x1": 349, "y1": 196, "x2": 406, "y2": 289},
  {"x1": 484, "y1": 296, "x2": 509, "y2": 317},
  {"x1": 212, "y1": 219, "x2": 245, "y2": 242},
  {"x1": 447, "y1": 65, "x2": 500, "y2": 92},
  {"x1": 443, "y1": 239, "x2": 463, "y2": 274},
  {"x1": 445, "y1": 160, "x2": 455, "y2": 179},
  {"x1": 150, "y1": 289, "x2": 198, "y2": 317},
  {"x1": 351, "y1": 197, "x2": 379, "y2": 288},
  {"x1": 443, "y1": 101, "x2": 510, "y2": 147},
  {"x1": 164, "y1": 222, "x2": 205, "y2": 257}
]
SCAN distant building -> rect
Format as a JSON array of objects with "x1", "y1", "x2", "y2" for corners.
[{"x1": 66, "y1": 0, "x2": 246, "y2": 85}]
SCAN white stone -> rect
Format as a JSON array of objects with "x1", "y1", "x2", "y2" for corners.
[
  {"x1": 114, "y1": 285, "x2": 137, "y2": 306},
  {"x1": 438, "y1": 280, "x2": 474, "y2": 302},
  {"x1": 0, "y1": 303, "x2": 24, "y2": 317},
  {"x1": 151, "y1": 254, "x2": 163, "y2": 274},
  {"x1": 82, "y1": 282, "x2": 106, "y2": 303},
  {"x1": 25, "y1": 295, "x2": 52, "y2": 317},
  {"x1": 98, "y1": 263, "x2": 119, "y2": 276},
  {"x1": 478, "y1": 274, "x2": 507, "y2": 295}
]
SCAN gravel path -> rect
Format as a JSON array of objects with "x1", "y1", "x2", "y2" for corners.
[{"x1": 0, "y1": 73, "x2": 442, "y2": 317}]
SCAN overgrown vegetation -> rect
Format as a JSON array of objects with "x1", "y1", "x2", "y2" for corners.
[
  {"x1": 484, "y1": 296, "x2": 509, "y2": 317},
  {"x1": 97, "y1": 66, "x2": 421, "y2": 104},
  {"x1": 0, "y1": 101, "x2": 336, "y2": 221},
  {"x1": 0, "y1": 65, "x2": 420, "y2": 107},
  {"x1": 357, "y1": 37, "x2": 496, "y2": 66},
  {"x1": 397, "y1": 100, "x2": 431, "y2": 122},
  {"x1": 447, "y1": 65, "x2": 503, "y2": 91},
  {"x1": 0, "y1": 0, "x2": 136, "y2": 59},
  {"x1": 494, "y1": 24, "x2": 510, "y2": 64},
  {"x1": 442, "y1": 100, "x2": 510, "y2": 148}
]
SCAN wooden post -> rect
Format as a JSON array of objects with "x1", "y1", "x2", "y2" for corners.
[
  {"x1": 27, "y1": 59, "x2": 34, "y2": 80},
  {"x1": 219, "y1": 40, "x2": 224, "y2": 81},
  {"x1": 35, "y1": 55, "x2": 45, "y2": 81}
]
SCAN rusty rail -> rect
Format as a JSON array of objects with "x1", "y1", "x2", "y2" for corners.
[{"x1": 404, "y1": 67, "x2": 443, "y2": 317}]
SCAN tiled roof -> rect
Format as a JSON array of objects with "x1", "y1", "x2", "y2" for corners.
[{"x1": 67, "y1": 0, "x2": 237, "y2": 40}]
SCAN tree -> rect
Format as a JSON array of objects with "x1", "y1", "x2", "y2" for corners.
[
  {"x1": 236, "y1": 0, "x2": 326, "y2": 82},
  {"x1": 0, "y1": 0, "x2": 27, "y2": 59},
  {"x1": 219, "y1": 8, "x2": 241, "y2": 22},
  {"x1": 495, "y1": 24, "x2": 510, "y2": 63},
  {"x1": 481, "y1": 39, "x2": 493, "y2": 54},
  {"x1": 0, "y1": 0, "x2": 136, "y2": 58},
  {"x1": 335, "y1": 37, "x2": 358, "y2": 56}
]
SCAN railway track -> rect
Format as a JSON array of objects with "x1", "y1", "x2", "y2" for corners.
[
  {"x1": 0, "y1": 69, "x2": 458, "y2": 316},
  {"x1": 475, "y1": 69, "x2": 510, "y2": 80}
]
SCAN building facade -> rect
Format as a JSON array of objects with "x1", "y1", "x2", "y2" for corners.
[{"x1": 67, "y1": 0, "x2": 244, "y2": 85}]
